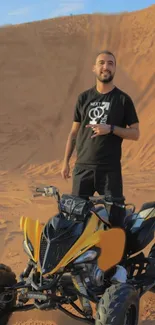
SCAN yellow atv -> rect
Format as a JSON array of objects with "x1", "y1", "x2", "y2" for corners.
[{"x1": 0, "y1": 186, "x2": 155, "y2": 325}]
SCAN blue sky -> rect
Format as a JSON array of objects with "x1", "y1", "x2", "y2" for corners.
[{"x1": 0, "y1": 0, "x2": 154, "y2": 26}]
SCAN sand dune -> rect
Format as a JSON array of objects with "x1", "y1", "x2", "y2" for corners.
[
  {"x1": 0, "y1": 4, "x2": 155, "y2": 325},
  {"x1": 0, "y1": 5, "x2": 155, "y2": 172}
]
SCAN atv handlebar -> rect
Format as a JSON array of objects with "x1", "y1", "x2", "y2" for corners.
[
  {"x1": 33, "y1": 187, "x2": 124, "y2": 203},
  {"x1": 33, "y1": 186, "x2": 135, "y2": 211},
  {"x1": 34, "y1": 186, "x2": 123, "y2": 203},
  {"x1": 89, "y1": 195, "x2": 125, "y2": 205},
  {"x1": 33, "y1": 186, "x2": 59, "y2": 197},
  {"x1": 33, "y1": 186, "x2": 61, "y2": 204},
  {"x1": 89, "y1": 195, "x2": 136, "y2": 212}
]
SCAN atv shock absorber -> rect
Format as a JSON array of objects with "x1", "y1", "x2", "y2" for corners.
[
  {"x1": 72, "y1": 274, "x2": 92, "y2": 316},
  {"x1": 19, "y1": 263, "x2": 34, "y2": 280}
]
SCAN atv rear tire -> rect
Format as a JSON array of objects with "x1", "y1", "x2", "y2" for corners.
[
  {"x1": 0, "y1": 264, "x2": 17, "y2": 325},
  {"x1": 95, "y1": 283, "x2": 139, "y2": 325}
]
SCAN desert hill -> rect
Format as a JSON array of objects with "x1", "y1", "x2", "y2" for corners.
[{"x1": 0, "y1": 5, "x2": 154, "y2": 173}]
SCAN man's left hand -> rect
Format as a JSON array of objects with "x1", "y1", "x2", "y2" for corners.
[{"x1": 86, "y1": 123, "x2": 111, "y2": 138}]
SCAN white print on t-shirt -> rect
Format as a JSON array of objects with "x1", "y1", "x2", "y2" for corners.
[{"x1": 88, "y1": 102, "x2": 110, "y2": 124}]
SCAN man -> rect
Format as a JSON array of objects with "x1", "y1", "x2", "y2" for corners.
[
  {"x1": 61, "y1": 50, "x2": 139, "y2": 223},
  {"x1": 61, "y1": 50, "x2": 140, "y2": 282}
]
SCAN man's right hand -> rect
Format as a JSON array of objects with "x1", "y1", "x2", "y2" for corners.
[{"x1": 61, "y1": 162, "x2": 70, "y2": 179}]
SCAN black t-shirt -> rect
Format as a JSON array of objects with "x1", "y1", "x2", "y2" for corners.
[{"x1": 73, "y1": 86, "x2": 139, "y2": 170}]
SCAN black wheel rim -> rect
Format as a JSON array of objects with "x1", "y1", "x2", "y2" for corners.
[{"x1": 124, "y1": 305, "x2": 136, "y2": 325}]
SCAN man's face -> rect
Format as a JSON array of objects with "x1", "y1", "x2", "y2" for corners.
[{"x1": 93, "y1": 53, "x2": 116, "y2": 83}]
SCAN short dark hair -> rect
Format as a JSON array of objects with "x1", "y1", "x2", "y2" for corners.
[{"x1": 95, "y1": 50, "x2": 116, "y2": 65}]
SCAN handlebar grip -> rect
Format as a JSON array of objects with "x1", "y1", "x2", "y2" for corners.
[
  {"x1": 89, "y1": 195, "x2": 105, "y2": 203},
  {"x1": 36, "y1": 187, "x2": 45, "y2": 193},
  {"x1": 89, "y1": 195, "x2": 125, "y2": 204}
]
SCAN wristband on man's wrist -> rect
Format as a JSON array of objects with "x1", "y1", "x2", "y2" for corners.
[{"x1": 110, "y1": 125, "x2": 115, "y2": 134}]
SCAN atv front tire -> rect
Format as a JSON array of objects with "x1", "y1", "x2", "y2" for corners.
[
  {"x1": 146, "y1": 244, "x2": 155, "y2": 293},
  {"x1": 0, "y1": 264, "x2": 17, "y2": 325},
  {"x1": 95, "y1": 283, "x2": 139, "y2": 325}
]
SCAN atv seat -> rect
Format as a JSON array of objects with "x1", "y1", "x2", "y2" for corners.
[
  {"x1": 125, "y1": 201, "x2": 155, "y2": 231},
  {"x1": 125, "y1": 202, "x2": 155, "y2": 255}
]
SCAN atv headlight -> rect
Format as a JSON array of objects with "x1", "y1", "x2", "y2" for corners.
[{"x1": 73, "y1": 250, "x2": 98, "y2": 264}]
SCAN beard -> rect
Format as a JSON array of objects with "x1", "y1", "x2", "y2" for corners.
[{"x1": 97, "y1": 71, "x2": 114, "y2": 83}]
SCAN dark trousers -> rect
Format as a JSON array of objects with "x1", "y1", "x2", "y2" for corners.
[{"x1": 72, "y1": 166, "x2": 126, "y2": 228}]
